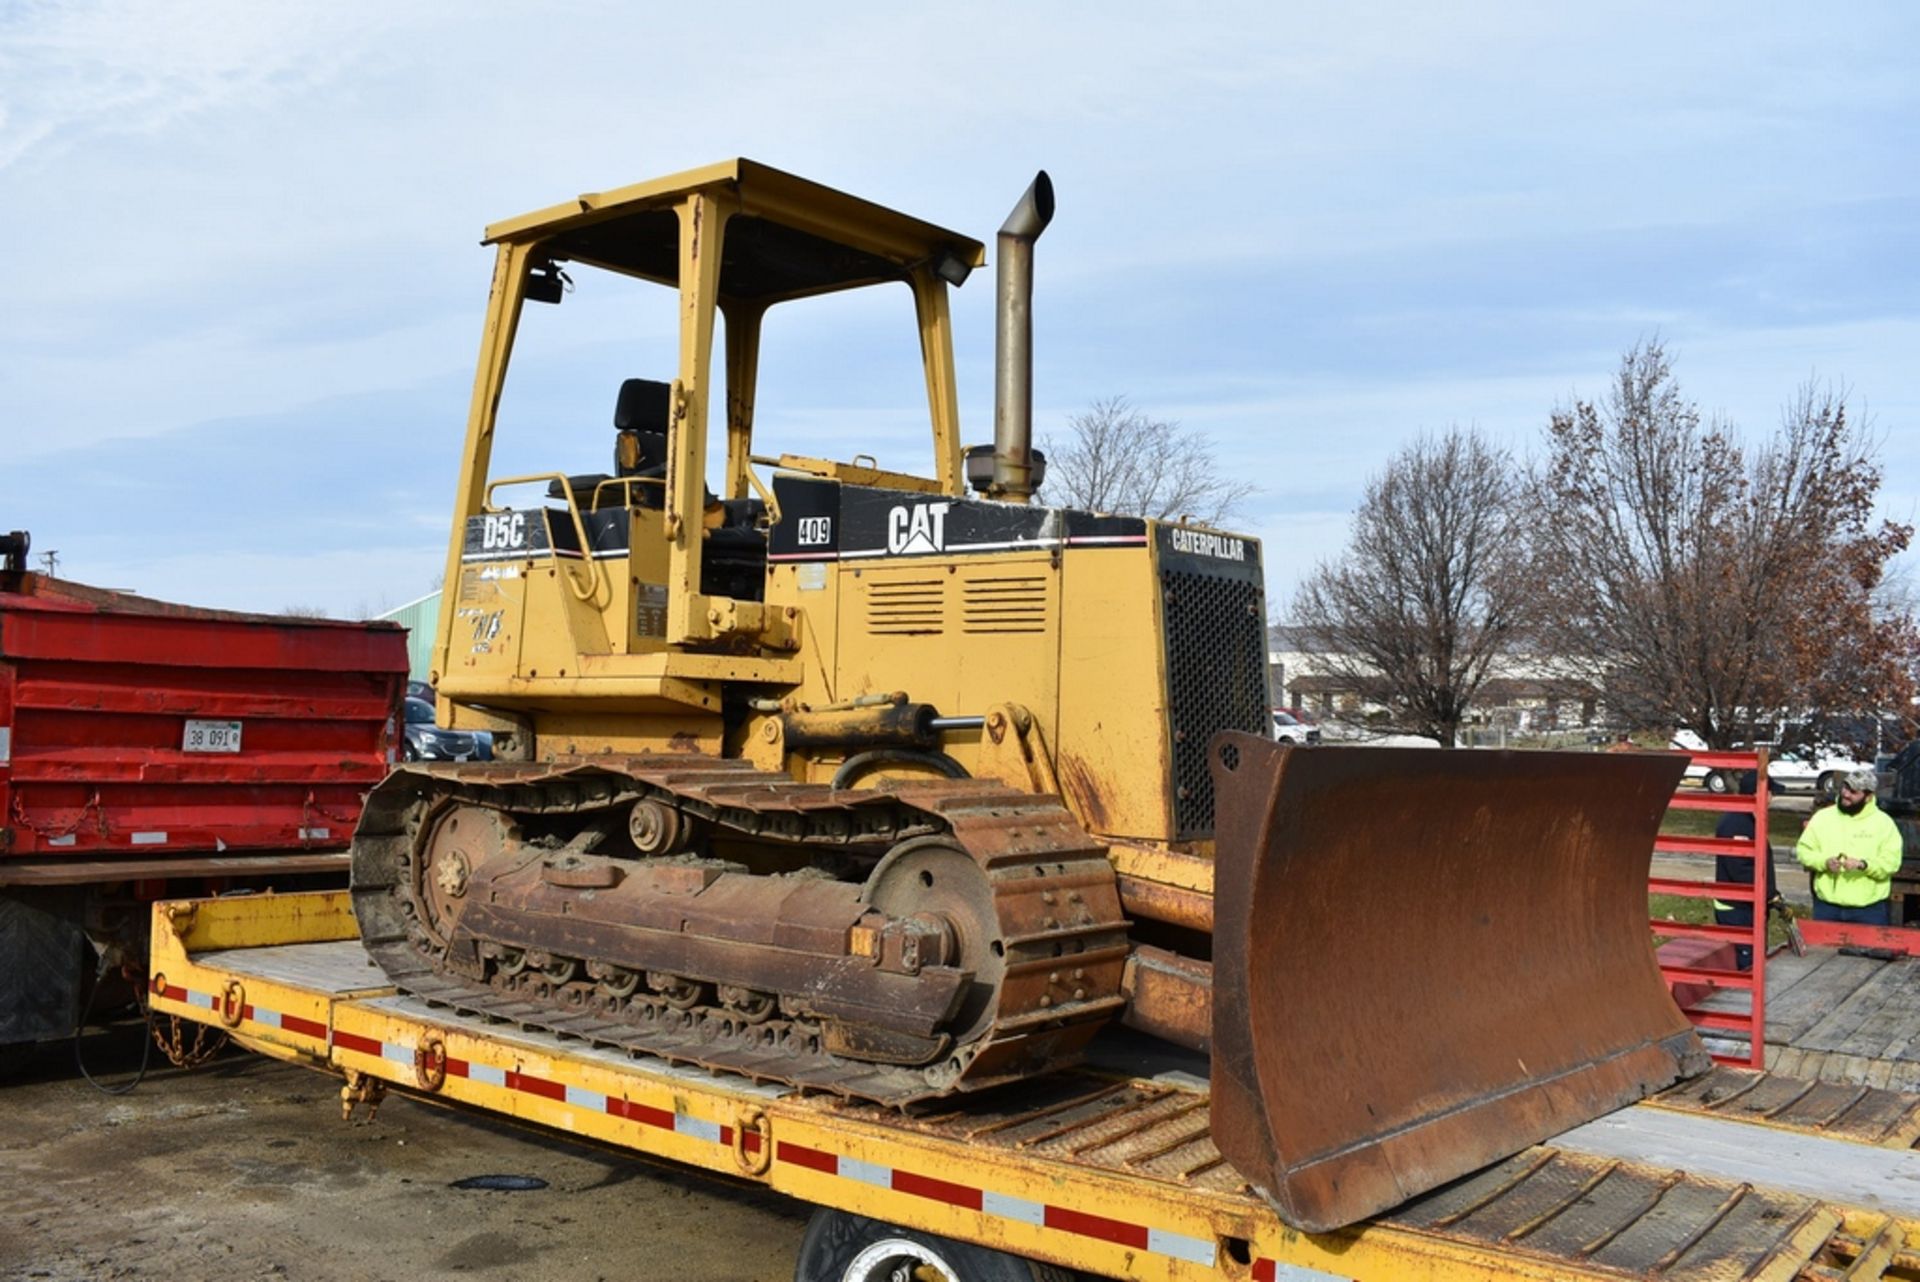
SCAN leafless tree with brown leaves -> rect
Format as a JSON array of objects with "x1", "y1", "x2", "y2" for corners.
[
  {"x1": 1528, "y1": 340, "x2": 1915, "y2": 749},
  {"x1": 1039, "y1": 396, "x2": 1255, "y2": 526},
  {"x1": 1290, "y1": 428, "x2": 1529, "y2": 747}
]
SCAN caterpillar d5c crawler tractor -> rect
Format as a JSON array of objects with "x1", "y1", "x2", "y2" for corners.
[{"x1": 352, "y1": 160, "x2": 1707, "y2": 1230}]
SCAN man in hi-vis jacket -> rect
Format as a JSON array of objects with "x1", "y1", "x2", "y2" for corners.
[{"x1": 1795, "y1": 768, "x2": 1904, "y2": 925}]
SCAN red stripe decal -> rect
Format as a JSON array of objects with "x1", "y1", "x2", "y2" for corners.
[
  {"x1": 777, "y1": 1141, "x2": 839, "y2": 1174},
  {"x1": 1045, "y1": 1205, "x2": 1149, "y2": 1251},
  {"x1": 332, "y1": 1030, "x2": 383, "y2": 1057},
  {"x1": 892, "y1": 1169, "x2": 983, "y2": 1212},
  {"x1": 446, "y1": 1058, "x2": 470, "y2": 1078},
  {"x1": 1253, "y1": 1262, "x2": 1276, "y2": 1282},
  {"x1": 609, "y1": 1098, "x2": 676, "y2": 1131},
  {"x1": 742, "y1": 1130, "x2": 763, "y2": 1154},
  {"x1": 241, "y1": 1004, "x2": 256, "y2": 1021},
  {"x1": 281, "y1": 1013, "x2": 328, "y2": 1041},
  {"x1": 507, "y1": 1070, "x2": 565, "y2": 1101},
  {"x1": 158, "y1": 983, "x2": 188, "y2": 1002}
]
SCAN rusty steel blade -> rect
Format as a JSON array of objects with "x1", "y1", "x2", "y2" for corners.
[{"x1": 1207, "y1": 734, "x2": 1708, "y2": 1232}]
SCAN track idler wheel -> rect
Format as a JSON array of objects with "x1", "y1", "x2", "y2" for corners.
[
  {"x1": 414, "y1": 804, "x2": 518, "y2": 951},
  {"x1": 863, "y1": 837, "x2": 1004, "y2": 1050}
]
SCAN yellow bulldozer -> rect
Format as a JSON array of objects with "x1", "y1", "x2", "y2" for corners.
[{"x1": 352, "y1": 160, "x2": 1705, "y2": 1231}]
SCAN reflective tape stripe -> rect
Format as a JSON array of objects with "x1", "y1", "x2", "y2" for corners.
[
  {"x1": 565, "y1": 1085, "x2": 607, "y2": 1112},
  {"x1": 840, "y1": 1157, "x2": 893, "y2": 1189},
  {"x1": 673, "y1": 1114, "x2": 722, "y2": 1145},
  {"x1": 131, "y1": 832, "x2": 168, "y2": 845},
  {"x1": 982, "y1": 1190, "x2": 1045, "y2": 1225},
  {"x1": 1254, "y1": 1261, "x2": 1350, "y2": 1282},
  {"x1": 1148, "y1": 1227, "x2": 1217, "y2": 1267},
  {"x1": 468, "y1": 1062, "x2": 507, "y2": 1087},
  {"x1": 773, "y1": 1141, "x2": 1214, "y2": 1269}
]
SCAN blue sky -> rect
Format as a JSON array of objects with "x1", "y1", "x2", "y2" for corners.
[{"x1": 3, "y1": 2, "x2": 1915, "y2": 617}]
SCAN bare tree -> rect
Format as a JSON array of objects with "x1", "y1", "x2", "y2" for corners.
[
  {"x1": 1290, "y1": 428, "x2": 1529, "y2": 747},
  {"x1": 1529, "y1": 341, "x2": 1914, "y2": 748},
  {"x1": 1039, "y1": 396, "x2": 1255, "y2": 525}
]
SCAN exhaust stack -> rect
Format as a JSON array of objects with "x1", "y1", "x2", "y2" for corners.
[{"x1": 993, "y1": 172, "x2": 1054, "y2": 503}]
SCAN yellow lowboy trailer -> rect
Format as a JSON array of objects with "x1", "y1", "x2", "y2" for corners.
[{"x1": 150, "y1": 891, "x2": 1920, "y2": 1282}]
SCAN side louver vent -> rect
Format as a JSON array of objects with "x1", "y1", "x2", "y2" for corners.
[
  {"x1": 866, "y1": 577, "x2": 946, "y2": 635},
  {"x1": 962, "y1": 575, "x2": 1049, "y2": 634}
]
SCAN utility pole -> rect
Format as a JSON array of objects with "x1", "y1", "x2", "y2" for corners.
[{"x1": 38, "y1": 549, "x2": 59, "y2": 576}]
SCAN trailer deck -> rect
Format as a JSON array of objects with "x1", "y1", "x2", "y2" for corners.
[
  {"x1": 1701, "y1": 947, "x2": 1920, "y2": 1091},
  {"x1": 151, "y1": 891, "x2": 1920, "y2": 1281}
]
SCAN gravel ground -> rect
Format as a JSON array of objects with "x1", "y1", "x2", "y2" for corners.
[{"x1": 1, "y1": 1023, "x2": 810, "y2": 1282}]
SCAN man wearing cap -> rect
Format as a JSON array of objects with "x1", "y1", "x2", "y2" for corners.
[{"x1": 1795, "y1": 767, "x2": 1904, "y2": 925}]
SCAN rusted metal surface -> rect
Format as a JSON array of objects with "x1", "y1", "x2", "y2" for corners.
[
  {"x1": 1387, "y1": 1145, "x2": 1835, "y2": 1280},
  {"x1": 1119, "y1": 944, "x2": 1212, "y2": 1052},
  {"x1": 0, "y1": 851, "x2": 350, "y2": 887},
  {"x1": 829, "y1": 1073, "x2": 1243, "y2": 1191},
  {"x1": 1207, "y1": 734, "x2": 1708, "y2": 1232},
  {"x1": 1114, "y1": 873, "x2": 1213, "y2": 932},
  {"x1": 351, "y1": 757, "x2": 1128, "y2": 1104},
  {"x1": 1655, "y1": 1065, "x2": 1920, "y2": 1147},
  {"x1": 780, "y1": 701, "x2": 938, "y2": 750}
]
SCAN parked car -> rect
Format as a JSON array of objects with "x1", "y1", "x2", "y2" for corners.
[
  {"x1": 1673, "y1": 726, "x2": 1870, "y2": 798},
  {"x1": 1271, "y1": 709, "x2": 1321, "y2": 745},
  {"x1": 401, "y1": 696, "x2": 492, "y2": 762},
  {"x1": 1758, "y1": 744, "x2": 1875, "y2": 799},
  {"x1": 406, "y1": 679, "x2": 435, "y2": 704}
]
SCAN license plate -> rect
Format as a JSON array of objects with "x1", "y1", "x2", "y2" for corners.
[{"x1": 183, "y1": 719, "x2": 243, "y2": 753}]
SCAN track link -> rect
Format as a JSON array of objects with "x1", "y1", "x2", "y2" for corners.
[{"x1": 351, "y1": 756, "x2": 1129, "y2": 1104}]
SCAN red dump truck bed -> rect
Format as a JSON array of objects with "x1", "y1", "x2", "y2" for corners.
[
  {"x1": 0, "y1": 569, "x2": 409, "y2": 1059},
  {"x1": 0, "y1": 573, "x2": 406, "y2": 861}
]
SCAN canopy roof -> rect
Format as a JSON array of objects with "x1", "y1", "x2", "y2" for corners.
[{"x1": 484, "y1": 159, "x2": 987, "y2": 305}]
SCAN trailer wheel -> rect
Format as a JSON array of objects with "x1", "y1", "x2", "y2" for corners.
[{"x1": 794, "y1": 1209, "x2": 1079, "y2": 1282}]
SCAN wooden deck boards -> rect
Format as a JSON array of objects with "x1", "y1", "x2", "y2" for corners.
[{"x1": 1697, "y1": 947, "x2": 1920, "y2": 1089}]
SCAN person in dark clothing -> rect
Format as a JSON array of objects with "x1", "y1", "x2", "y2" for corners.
[{"x1": 1711, "y1": 770, "x2": 1770, "y2": 969}]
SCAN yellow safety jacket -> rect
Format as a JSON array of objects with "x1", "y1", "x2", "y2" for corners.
[{"x1": 1794, "y1": 799, "x2": 1904, "y2": 908}]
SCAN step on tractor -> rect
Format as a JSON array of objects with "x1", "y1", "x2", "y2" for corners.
[{"x1": 351, "y1": 160, "x2": 1705, "y2": 1231}]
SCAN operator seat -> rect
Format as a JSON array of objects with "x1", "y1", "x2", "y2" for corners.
[
  {"x1": 545, "y1": 378, "x2": 671, "y2": 509},
  {"x1": 612, "y1": 377, "x2": 670, "y2": 495}
]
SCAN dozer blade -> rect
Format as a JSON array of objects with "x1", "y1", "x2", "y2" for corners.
[{"x1": 1207, "y1": 734, "x2": 1707, "y2": 1232}]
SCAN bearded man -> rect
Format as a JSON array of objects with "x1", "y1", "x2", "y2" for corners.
[{"x1": 1795, "y1": 768, "x2": 1903, "y2": 925}]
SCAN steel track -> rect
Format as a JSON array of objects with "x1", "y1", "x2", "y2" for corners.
[{"x1": 351, "y1": 756, "x2": 1130, "y2": 1104}]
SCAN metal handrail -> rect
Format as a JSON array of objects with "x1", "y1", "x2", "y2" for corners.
[{"x1": 483, "y1": 472, "x2": 600, "y2": 602}]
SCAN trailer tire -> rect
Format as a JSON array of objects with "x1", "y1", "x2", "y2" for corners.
[
  {"x1": 794, "y1": 1209, "x2": 1080, "y2": 1282},
  {"x1": 0, "y1": 890, "x2": 90, "y2": 1055}
]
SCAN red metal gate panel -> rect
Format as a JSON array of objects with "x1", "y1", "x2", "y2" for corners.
[{"x1": 1648, "y1": 749, "x2": 1770, "y2": 1067}]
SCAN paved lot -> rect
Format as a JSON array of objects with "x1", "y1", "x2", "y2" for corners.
[{"x1": 1, "y1": 1024, "x2": 810, "y2": 1282}]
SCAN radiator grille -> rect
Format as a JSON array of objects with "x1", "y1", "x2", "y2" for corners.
[
  {"x1": 962, "y1": 575, "x2": 1049, "y2": 634},
  {"x1": 1163, "y1": 568, "x2": 1270, "y2": 838},
  {"x1": 865, "y1": 577, "x2": 946, "y2": 635}
]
